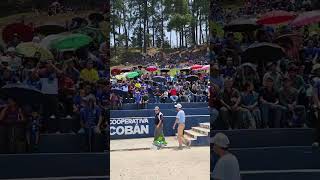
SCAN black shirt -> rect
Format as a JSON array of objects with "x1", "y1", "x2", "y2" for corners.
[
  {"x1": 259, "y1": 87, "x2": 279, "y2": 103},
  {"x1": 155, "y1": 112, "x2": 164, "y2": 125}
]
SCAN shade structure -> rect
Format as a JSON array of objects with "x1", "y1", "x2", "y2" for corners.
[
  {"x1": 257, "y1": 10, "x2": 296, "y2": 25},
  {"x1": 290, "y1": 10, "x2": 320, "y2": 27},
  {"x1": 16, "y1": 42, "x2": 54, "y2": 61},
  {"x1": 2, "y1": 23, "x2": 34, "y2": 43},
  {"x1": 51, "y1": 34, "x2": 93, "y2": 51}
]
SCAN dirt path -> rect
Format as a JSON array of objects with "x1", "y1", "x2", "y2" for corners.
[{"x1": 111, "y1": 147, "x2": 210, "y2": 180}]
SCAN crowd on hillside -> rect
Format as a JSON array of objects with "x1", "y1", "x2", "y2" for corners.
[
  {"x1": 0, "y1": 12, "x2": 108, "y2": 153},
  {"x1": 110, "y1": 61, "x2": 210, "y2": 110},
  {"x1": 209, "y1": 1, "x2": 320, "y2": 130}
]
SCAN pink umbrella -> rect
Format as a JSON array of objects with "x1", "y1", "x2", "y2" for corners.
[
  {"x1": 290, "y1": 10, "x2": 320, "y2": 27},
  {"x1": 191, "y1": 64, "x2": 203, "y2": 70},
  {"x1": 257, "y1": 10, "x2": 296, "y2": 25},
  {"x1": 146, "y1": 66, "x2": 158, "y2": 72},
  {"x1": 200, "y1": 65, "x2": 210, "y2": 70}
]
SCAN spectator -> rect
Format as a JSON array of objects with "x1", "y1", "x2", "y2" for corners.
[
  {"x1": 80, "y1": 61, "x2": 99, "y2": 83},
  {"x1": 241, "y1": 82, "x2": 261, "y2": 128}
]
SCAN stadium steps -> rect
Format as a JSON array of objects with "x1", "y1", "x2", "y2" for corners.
[{"x1": 178, "y1": 122, "x2": 210, "y2": 146}]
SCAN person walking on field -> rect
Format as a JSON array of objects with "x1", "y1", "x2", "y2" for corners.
[
  {"x1": 153, "y1": 106, "x2": 167, "y2": 146},
  {"x1": 173, "y1": 103, "x2": 190, "y2": 150}
]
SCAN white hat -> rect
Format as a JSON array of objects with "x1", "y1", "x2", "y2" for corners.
[
  {"x1": 211, "y1": 133, "x2": 230, "y2": 148},
  {"x1": 174, "y1": 103, "x2": 182, "y2": 109},
  {"x1": 154, "y1": 106, "x2": 160, "y2": 110}
]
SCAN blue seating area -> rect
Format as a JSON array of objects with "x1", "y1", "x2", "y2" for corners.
[
  {"x1": 0, "y1": 152, "x2": 108, "y2": 179},
  {"x1": 121, "y1": 102, "x2": 207, "y2": 110},
  {"x1": 211, "y1": 128, "x2": 320, "y2": 180}
]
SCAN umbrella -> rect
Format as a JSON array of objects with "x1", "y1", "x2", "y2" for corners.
[
  {"x1": 2, "y1": 23, "x2": 34, "y2": 43},
  {"x1": 153, "y1": 76, "x2": 166, "y2": 82},
  {"x1": 257, "y1": 10, "x2": 296, "y2": 25},
  {"x1": 51, "y1": 34, "x2": 93, "y2": 51},
  {"x1": 146, "y1": 66, "x2": 158, "y2": 72},
  {"x1": 121, "y1": 68, "x2": 131, "y2": 73},
  {"x1": 0, "y1": 83, "x2": 45, "y2": 104},
  {"x1": 180, "y1": 68, "x2": 190, "y2": 72},
  {"x1": 111, "y1": 88, "x2": 125, "y2": 96},
  {"x1": 111, "y1": 68, "x2": 121, "y2": 75},
  {"x1": 88, "y1": 13, "x2": 104, "y2": 22},
  {"x1": 160, "y1": 69, "x2": 170, "y2": 73},
  {"x1": 73, "y1": 26, "x2": 106, "y2": 44},
  {"x1": 290, "y1": 10, "x2": 320, "y2": 27},
  {"x1": 191, "y1": 64, "x2": 203, "y2": 70},
  {"x1": 16, "y1": 42, "x2": 54, "y2": 61},
  {"x1": 224, "y1": 18, "x2": 261, "y2": 32},
  {"x1": 186, "y1": 75, "x2": 199, "y2": 82},
  {"x1": 35, "y1": 25, "x2": 66, "y2": 36},
  {"x1": 40, "y1": 34, "x2": 65, "y2": 49},
  {"x1": 115, "y1": 74, "x2": 126, "y2": 80},
  {"x1": 70, "y1": 17, "x2": 88, "y2": 30},
  {"x1": 242, "y1": 42, "x2": 286, "y2": 63},
  {"x1": 199, "y1": 65, "x2": 210, "y2": 71},
  {"x1": 126, "y1": 72, "x2": 139, "y2": 79},
  {"x1": 273, "y1": 33, "x2": 301, "y2": 48}
]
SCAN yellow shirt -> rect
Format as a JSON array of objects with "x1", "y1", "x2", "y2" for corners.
[{"x1": 80, "y1": 68, "x2": 99, "y2": 83}]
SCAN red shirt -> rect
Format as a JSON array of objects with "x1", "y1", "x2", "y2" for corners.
[{"x1": 170, "y1": 88, "x2": 177, "y2": 96}]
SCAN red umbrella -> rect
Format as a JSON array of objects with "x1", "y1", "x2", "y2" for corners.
[
  {"x1": 121, "y1": 68, "x2": 131, "y2": 73},
  {"x1": 191, "y1": 64, "x2": 203, "y2": 70},
  {"x1": 2, "y1": 23, "x2": 34, "y2": 44},
  {"x1": 257, "y1": 10, "x2": 296, "y2": 25},
  {"x1": 111, "y1": 68, "x2": 121, "y2": 75},
  {"x1": 146, "y1": 66, "x2": 158, "y2": 72},
  {"x1": 290, "y1": 10, "x2": 320, "y2": 27}
]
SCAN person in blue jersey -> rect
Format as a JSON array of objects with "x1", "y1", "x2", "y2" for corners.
[{"x1": 173, "y1": 103, "x2": 191, "y2": 150}]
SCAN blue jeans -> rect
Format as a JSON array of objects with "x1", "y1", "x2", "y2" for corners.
[
  {"x1": 210, "y1": 108, "x2": 219, "y2": 123},
  {"x1": 260, "y1": 103, "x2": 282, "y2": 128},
  {"x1": 154, "y1": 96, "x2": 160, "y2": 103},
  {"x1": 170, "y1": 95, "x2": 178, "y2": 102}
]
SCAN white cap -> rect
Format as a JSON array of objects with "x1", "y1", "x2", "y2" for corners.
[
  {"x1": 174, "y1": 103, "x2": 182, "y2": 109},
  {"x1": 154, "y1": 106, "x2": 160, "y2": 110},
  {"x1": 211, "y1": 133, "x2": 230, "y2": 148}
]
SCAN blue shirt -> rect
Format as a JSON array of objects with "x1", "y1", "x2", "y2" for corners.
[
  {"x1": 80, "y1": 106, "x2": 101, "y2": 128},
  {"x1": 176, "y1": 110, "x2": 186, "y2": 124}
]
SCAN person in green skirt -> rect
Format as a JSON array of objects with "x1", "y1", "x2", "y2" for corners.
[{"x1": 153, "y1": 106, "x2": 167, "y2": 146}]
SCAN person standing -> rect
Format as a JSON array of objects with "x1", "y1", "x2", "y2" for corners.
[
  {"x1": 212, "y1": 133, "x2": 241, "y2": 180},
  {"x1": 172, "y1": 103, "x2": 190, "y2": 150},
  {"x1": 153, "y1": 106, "x2": 166, "y2": 145}
]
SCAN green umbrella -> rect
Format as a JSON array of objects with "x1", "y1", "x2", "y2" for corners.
[
  {"x1": 73, "y1": 26, "x2": 105, "y2": 44},
  {"x1": 135, "y1": 69, "x2": 144, "y2": 76},
  {"x1": 126, "y1": 72, "x2": 139, "y2": 79},
  {"x1": 51, "y1": 34, "x2": 93, "y2": 51}
]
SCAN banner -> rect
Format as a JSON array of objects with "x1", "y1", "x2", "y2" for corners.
[{"x1": 110, "y1": 117, "x2": 153, "y2": 139}]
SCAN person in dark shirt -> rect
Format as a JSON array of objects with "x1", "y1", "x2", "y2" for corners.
[
  {"x1": 153, "y1": 106, "x2": 166, "y2": 145},
  {"x1": 259, "y1": 76, "x2": 282, "y2": 128}
]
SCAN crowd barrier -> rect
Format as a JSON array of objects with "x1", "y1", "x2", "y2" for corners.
[
  {"x1": 110, "y1": 108, "x2": 209, "y2": 118},
  {"x1": 211, "y1": 128, "x2": 313, "y2": 148},
  {"x1": 121, "y1": 102, "x2": 208, "y2": 110},
  {"x1": 0, "y1": 152, "x2": 109, "y2": 179}
]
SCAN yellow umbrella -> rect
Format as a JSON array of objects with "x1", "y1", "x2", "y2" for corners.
[
  {"x1": 115, "y1": 74, "x2": 126, "y2": 80},
  {"x1": 16, "y1": 42, "x2": 54, "y2": 61}
]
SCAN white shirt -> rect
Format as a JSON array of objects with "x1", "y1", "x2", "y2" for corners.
[{"x1": 212, "y1": 153, "x2": 240, "y2": 180}]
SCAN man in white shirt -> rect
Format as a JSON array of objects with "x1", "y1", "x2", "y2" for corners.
[{"x1": 212, "y1": 133, "x2": 241, "y2": 180}]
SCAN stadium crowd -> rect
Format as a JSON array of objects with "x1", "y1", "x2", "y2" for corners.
[
  {"x1": 209, "y1": 0, "x2": 320, "y2": 130},
  {"x1": 110, "y1": 52, "x2": 210, "y2": 110},
  {"x1": 0, "y1": 10, "x2": 108, "y2": 153}
]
